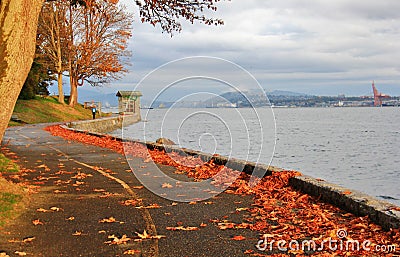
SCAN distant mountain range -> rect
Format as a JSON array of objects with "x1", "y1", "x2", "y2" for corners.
[
  {"x1": 201, "y1": 90, "x2": 311, "y2": 108},
  {"x1": 77, "y1": 88, "x2": 311, "y2": 108},
  {"x1": 78, "y1": 89, "x2": 118, "y2": 107},
  {"x1": 266, "y1": 90, "x2": 308, "y2": 96},
  {"x1": 77, "y1": 88, "x2": 400, "y2": 108}
]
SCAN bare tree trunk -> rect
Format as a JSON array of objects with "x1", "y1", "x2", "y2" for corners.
[
  {"x1": 0, "y1": 0, "x2": 43, "y2": 143},
  {"x1": 55, "y1": 6, "x2": 64, "y2": 104},
  {"x1": 67, "y1": 3, "x2": 77, "y2": 107},
  {"x1": 68, "y1": 75, "x2": 78, "y2": 107},
  {"x1": 57, "y1": 72, "x2": 64, "y2": 104}
]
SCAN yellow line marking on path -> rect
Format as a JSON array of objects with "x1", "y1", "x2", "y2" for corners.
[{"x1": 70, "y1": 158, "x2": 159, "y2": 257}]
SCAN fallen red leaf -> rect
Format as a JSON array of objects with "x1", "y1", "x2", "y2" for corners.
[
  {"x1": 166, "y1": 226, "x2": 199, "y2": 231},
  {"x1": 123, "y1": 249, "x2": 141, "y2": 255},
  {"x1": 232, "y1": 235, "x2": 246, "y2": 241},
  {"x1": 32, "y1": 219, "x2": 43, "y2": 226}
]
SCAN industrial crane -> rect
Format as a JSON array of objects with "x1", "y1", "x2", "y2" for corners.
[{"x1": 372, "y1": 81, "x2": 390, "y2": 107}]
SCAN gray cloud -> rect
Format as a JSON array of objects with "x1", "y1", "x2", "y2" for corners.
[{"x1": 106, "y1": 0, "x2": 400, "y2": 97}]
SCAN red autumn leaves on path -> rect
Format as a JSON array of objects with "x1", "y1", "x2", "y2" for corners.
[{"x1": 45, "y1": 125, "x2": 400, "y2": 256}]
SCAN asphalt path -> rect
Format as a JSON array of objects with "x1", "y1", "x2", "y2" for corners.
[{"x1": 0, "y1": 124, "x2": 261, "y2": 257}]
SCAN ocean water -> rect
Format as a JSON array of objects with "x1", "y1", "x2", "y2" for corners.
[{"x1": 111, "y1": 107, "x2": 400, "y2": 205}]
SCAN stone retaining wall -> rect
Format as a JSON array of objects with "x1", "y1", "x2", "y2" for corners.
[
  {"x1": 59, "y1": 127, "x2": 400, "y2": 230},
  {"x1": 67, "y1": 114, "x2": 140, "y2": 133}
]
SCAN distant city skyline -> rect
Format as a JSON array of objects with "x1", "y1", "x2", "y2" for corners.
[{"x1": 51, "y1": 80, "x2": 399, "y2": 104}]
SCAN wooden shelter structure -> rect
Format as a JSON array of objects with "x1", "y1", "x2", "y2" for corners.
[{"x1": 116, "y1": 91, "x2": 142, "y2": 114}]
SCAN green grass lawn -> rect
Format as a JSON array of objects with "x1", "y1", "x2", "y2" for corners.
[
  {"x1": 0, "y1": 154, "x2": 24, "y2": 226},
  {"x1": 9, "y1": 96, "x2": 93, "y2": 126},
  {"x1": 0, "y1": 153, "x2": 19, "y2": 173},
  {"x1": 0, "y1": 192, "x2": 22, "y2": 226}
]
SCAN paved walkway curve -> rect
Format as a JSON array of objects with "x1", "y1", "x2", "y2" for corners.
[
  {"x1": 0, "y1": 124, "x2": 260, "y2": 257},
  {"x1": 1, "y1": 124, "x2": 159, "y2": 256},
  {"x1": 47, "y1": 145, "x2": 160, "y2": 257}
]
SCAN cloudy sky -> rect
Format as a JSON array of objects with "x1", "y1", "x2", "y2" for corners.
[{"x1": 76, "y1": 0, "x2": 400, "y2": 100}]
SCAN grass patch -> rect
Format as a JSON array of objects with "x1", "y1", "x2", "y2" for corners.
[
  {"x1": 38, "y1": 95, "x2": 59, "y2": 104},
  {"x1": 0, "y1": 192, "x2": 22, "y2": 226},
  {"x1": 0, "y1": 153, "x2": 19, "y2": 173},
  {"x1": 7, "y1": 121, "x2": 21, "y2": 127},
  {"x1": 8, "y1": 96, "x2": 93, "y2": 126},
  {"x1": 0, "y1": 154, "x2": 25, "y2": 227}
]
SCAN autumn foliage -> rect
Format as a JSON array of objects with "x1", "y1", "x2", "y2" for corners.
[
  {"x1": 135, "y1": 0, "x2": 224, "y2": 33},
  {"x1": 44, "y1": 125, "x2": 400, "y2": 256},
  {"x1": 36, "y1": 0, "x2": 134, "y2": 106}
]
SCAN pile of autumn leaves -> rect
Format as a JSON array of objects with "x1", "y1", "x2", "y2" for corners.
[{"x1": 45, "y1": 125, "x2": 399, "y2": 256}]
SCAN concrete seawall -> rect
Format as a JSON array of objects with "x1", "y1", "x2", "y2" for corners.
[
  {"x1": 59, "y1": 124, "x2": 400, "y2": 230},
  {"x1": 67, "y1": 114, "x2": 140, "y2": 133},
  {"x1": 141, "y1": 141, "x2": 400, "y2": 231},
  {"x1": 289, "y1": 176, "x2": 400, "y2": 231}
]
